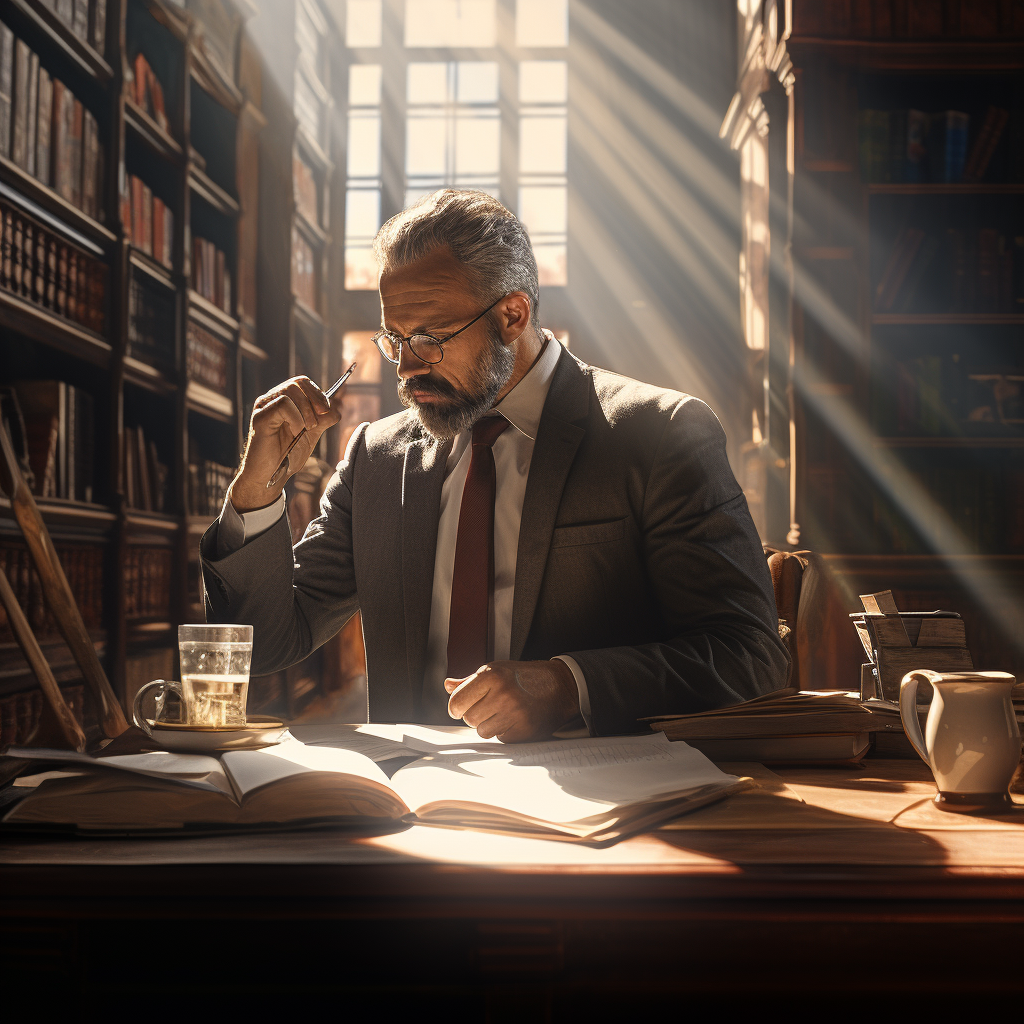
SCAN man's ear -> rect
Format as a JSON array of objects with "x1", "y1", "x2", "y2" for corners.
[{"x1": 498, "y1": 291, "x2": 532, "y2": 344}]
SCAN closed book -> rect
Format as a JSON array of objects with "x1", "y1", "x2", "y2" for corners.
[
  {"x1": 90, "y1": 0, "x2": 107, "y2": 52},
  {"x1": 123, "y1": 426, "x2": 136, "y2": 508},
  {"x1": 141, "y1": 182, "x2": 152, "y2": 255},
  {"x1": 130, "y1": 175, "x2": 143, "y2": 247},
  {"x1": 72, "y1": 0, "x2": 89, "y2": 41},
  {"x1": 65, "y1": 385, "x2": 76, "y2": 500},
  {"x1": 24, "y1": 51, "x2": 37, "y2": 177},
  {"x1": 878, "y1": 227, "x2": 925, "y2": 310},
  {"x1": 0, "y1": 21, "x2": 13, "y2": 159},
  {"x1": 152, "y1": 196, "x2": 164, "y2": 265},
  {"x1": 135, "y1": 423, "x2": 152, "y2": 511},
  {"x1": 51, "y1": 80, "x2": 75, "y2": 202},
  {"x1": 161, "y1": 205, "x2": 172, "y2": 269},
  {"x1": 215, "y1": 248, "x2": 225, "y2": 308},
  {"x1": 133, "y1": 52, "x2": 149, "y2": 109},
  {"x1": 80, "y1": 109, "x2": 98, "y2": 219},
  {"x1": 11, "y1": 39, "x2": 30, "y2": 169},
  {"x1": 119, "y1": 170, "x2": 130, "y2": 234},
  {"x1": 74, "y1": 386, "x2": 93, "y2": 501},
  {"x1": 34, "y1": 68, "x2": 51, "y2": 187},
  {"x1": 186, "y1": 321, "x2": 229, "y2": 392},
  {"x1": 69, "y1": 99, "x2": 83, "y2": 208},
  {"x1": 149, "y1": 70, "x2": 167, "y2": 131}
]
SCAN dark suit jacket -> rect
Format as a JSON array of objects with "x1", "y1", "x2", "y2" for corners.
[{"x1": 201, "y1": 348, "x2": 790, "y2": 734}]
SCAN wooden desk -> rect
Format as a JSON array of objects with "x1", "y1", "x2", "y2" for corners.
[{"x1": 4, "y1": 759, "x2": 1024, "y2": 1012}]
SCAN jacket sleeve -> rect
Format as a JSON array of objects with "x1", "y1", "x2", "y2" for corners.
[
  {"x1": 565, "y1": 398, "x2": 790, "y2": 735},
  {"x1": 199, "y1": 427, "x2": 365, "y2": 676}
]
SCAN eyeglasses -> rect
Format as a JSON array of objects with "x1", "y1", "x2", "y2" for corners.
[{"x1": 372, "y1": 296, "x2": 503, "y2": 366}]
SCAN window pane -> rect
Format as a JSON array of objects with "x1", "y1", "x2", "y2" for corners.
[
  {"x1": 405, "y1": 0, "x2": 496, "y2": 46},
  {"x1": 345, "y1": 247, "x2": 379, "y2": 290},
  {"x1": 534, "y1": 244, "x2": 567, "y2": 286},
  {"x1": 520, "y1": 61, "x2": 567, "y2": 103},
  {"x1": 342, "y1": 331, "x2": 383, "y2": 383},
  {"x1": 347, "y1": 0, "x2": 382, "y2": 46},
  {"x1": 345, "y1": 188, "x2": 380, "y2": 238},
  {"x1": 349, "y1": 64, "x2": 382, "y2": 105},
  {"x1": 516, "y1": 0, "x2": 567, "y2": 46},
  {"x1": 520, "y1": 115, "x2": 567, "y2": 174},
  {"x1": 456, "y1": 62, "x2": 498, "y2": 104},
  {"x1": 347, "y1": 112, "x2": 381, "y2": 177},
  {"x1": 294, "y1": 70, "x2": 324, "y2": 144},
  {"x1": 455, "y1": 114, "x2": 500, "y2": 176},
  {"x1": 408, "y1": 63, "x2": 449, "y2": 105},
  {"x1": 407, "y1": 115, "x2": 448, "y2": 176},
  {"x1": 518, "y1": 185, "x2": 566, "y2": 234}
]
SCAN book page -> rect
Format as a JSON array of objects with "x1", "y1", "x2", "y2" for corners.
[
  {"x1": 4, "y1": 746, "x2": 231, "y2": 794},
  {"x1": 289, "y1": 724, "x2": 423, "y2": 762},
  {"x1": 391, "y1": 732, "x2": 738, "y2": 826},
  {"x1": 220, "y1": 738, "x2": 397, "y2": 798}
]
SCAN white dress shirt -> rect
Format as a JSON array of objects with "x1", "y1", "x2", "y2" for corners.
[{"x1": 218, "y1": 330, "x2": 592, "y2": 730}]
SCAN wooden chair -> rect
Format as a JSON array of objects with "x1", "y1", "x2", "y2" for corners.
[
  {"x1": 764, "y1": 546, "x2": 830, "y2": 692},
  {"x1": 0, "y1": 419, "x2": 126, "y2": 753}
]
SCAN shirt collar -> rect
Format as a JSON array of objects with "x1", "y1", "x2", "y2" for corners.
[{"x1": 492, "y1": 329, "x2": 562, "y2": 441}]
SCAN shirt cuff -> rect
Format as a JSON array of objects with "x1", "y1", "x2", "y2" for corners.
[
  {"x1": 217, "y1": 493, "x2": 286, "y2": 556},
  {"x1": 552, "y1": 655, "x2": 593, "y2": 735}
]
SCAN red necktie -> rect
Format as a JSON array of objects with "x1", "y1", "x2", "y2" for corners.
[{"x1": 446, "y1": 415, "x2": 510, "y2": 679}]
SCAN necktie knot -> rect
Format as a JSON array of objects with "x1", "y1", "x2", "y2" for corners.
[{"x1": 472, "y1": 415, "x2": 509, "y2": 448}]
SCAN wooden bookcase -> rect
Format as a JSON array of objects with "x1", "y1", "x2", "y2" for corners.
[
  {"x1": 0, "y1": 0, "x2": 265, "y2": 743},
  {"x1": 726, "y1": 0, "x2": 1024, "y2": 689}
]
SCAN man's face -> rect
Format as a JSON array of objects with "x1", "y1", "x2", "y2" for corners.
[{"x1": 379, "y1": 247, "x2": 515, "y2": 439}]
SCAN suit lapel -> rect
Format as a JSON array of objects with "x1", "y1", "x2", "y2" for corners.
[
  {"x1": 510, "y1": 352, "x2": 589, "y2": 659},
  {"x1": 401, "y1": 435, "x2": 451, "y2": 713}
]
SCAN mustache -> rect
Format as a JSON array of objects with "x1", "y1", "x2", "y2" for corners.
[{"x1": 398, "y1": 374, "x2": 463, "y2": 403}]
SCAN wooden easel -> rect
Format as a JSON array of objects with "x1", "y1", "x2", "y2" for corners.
[{"x1": 0, "y1": 419, "x2": 127, "y2": 751}]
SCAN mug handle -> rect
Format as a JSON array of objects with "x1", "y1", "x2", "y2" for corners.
[
  {"x1": 133, "y1": 679, "x2": 184, "y2": 737},
  {"x1": 900, "y1": 670, "x2": 940, "y2": 766}
]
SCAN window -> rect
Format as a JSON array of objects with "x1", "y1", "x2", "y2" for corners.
[{"x1": 342, "y1": 0, "x2": 569, "y2": 289}]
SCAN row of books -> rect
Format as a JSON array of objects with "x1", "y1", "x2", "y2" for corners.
[
  {"x1": 127, "y1": 274, "x2": 175, "y2": 374},
  {"x1": 0, "y1": 200, "x2": 106, "y2": 332},
  {"x1": 122, "y1": 423, "x2": 168, "y2": 513},
  {"x1": 1, "y1": 380, "x2": 95, "y2": 502},
  {"x1": 0, "y1": 685, "x2": 91, "y2": 750},
  {"x1": 0, "y1": 20, "x2": 104, "y2": 221},
  {"x1": 121, "y1": 174, "x2": 174, "y2": 270},
  {"x1": 874, "y1": 356, "x2": 1024, "y2": 437},
  {"x1": 191, "y1": 236, "x2": 232, "y2": 314},
  {"x1": 187, "y1": 459, "x2": 234, "y2": 517},
  {"x1": 875, "y1": 226, "x2": 1024, "y2": 314},
  {"x1": 0, "y1": 542, "x2": 104, "y2": 639},
  {"x1": 858, "y1": 107, "x2": 1024, "y2": 185},
  {"x1": 186, "y1": 321, "x2": 230, "y2": 394},
  {"x1": 127, "y1": 51, "x2": 168, "y2": 131},
  {"x1": 872, "y1": 465, "x2": 1024, "y2": 554},
  {"x1": 35, "y1": 0, "x2": 106, "y2": 52},
  {"x1": 124, "y1": 545, "x2": 172, "y2": 619}
]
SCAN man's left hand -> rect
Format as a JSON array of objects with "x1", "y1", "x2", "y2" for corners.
[{"x1": 445, "y1": 660, "x2": 581, "y2": 742}]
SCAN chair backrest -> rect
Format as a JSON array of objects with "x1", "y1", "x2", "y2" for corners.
[{"x1": 763, "y1": 547, "x2": 826, "y2": 691}]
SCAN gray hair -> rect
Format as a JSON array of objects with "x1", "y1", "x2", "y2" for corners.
[{"x1": 373, "y1": 189, "x2": 540, "y2": 323}]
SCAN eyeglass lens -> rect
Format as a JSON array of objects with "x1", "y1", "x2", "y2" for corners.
[{"x1": 375, "y1": 333, "x2": 444, "y2": 364}]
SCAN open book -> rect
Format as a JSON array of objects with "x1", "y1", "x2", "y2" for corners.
[{"x1": 2, "y1": 726, "x2": 745, "y2": 843}]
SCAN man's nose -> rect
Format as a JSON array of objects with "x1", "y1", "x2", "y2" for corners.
[{"x1": 397, "y1": 342, "x2": 431, "y2": 380}]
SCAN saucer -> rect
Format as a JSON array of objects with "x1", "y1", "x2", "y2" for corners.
[{"x1": 145, "y1": 716, "x2": 290, "y2": 753}]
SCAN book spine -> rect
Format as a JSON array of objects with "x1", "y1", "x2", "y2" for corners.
[
  {"x1": 81, "y1": 109, "x2": 97, "y2": 219},
  {"x1": 11, "y1": 39, "x2": 30, "y2": 170},
  {"x1": 72, "y1": 0, "x2": 89, "y2": 41},
  {"x1": 24, "y1": 51, "x2": 37, "y2": 178},
  {"x1": 142, "y1": 182, "x2": 152, "y2": 255},
  {"x1": 69, "y1": 99, "x2": 83, "y2": 208},
  {"x1": 0, "y1": 21, "x2": 13, "y2": 160},
  {"x1": 91, "y1": 0, "x2": 107, "y2": 53},
  {"x1": 35, "y1": 67, "x2": 51, "y2": 187}
]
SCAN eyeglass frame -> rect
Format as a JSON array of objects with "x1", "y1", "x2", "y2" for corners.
[{"x1": 371, "y1": 295, "x2": 504, "y2": 366}]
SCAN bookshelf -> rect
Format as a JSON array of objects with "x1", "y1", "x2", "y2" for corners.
[
  {"x1": 727, "y1": 0, "x2": 1024, "y2": 689},
  {"x1": 0, "y1": 0, "x2": 263, "y2": 746}
]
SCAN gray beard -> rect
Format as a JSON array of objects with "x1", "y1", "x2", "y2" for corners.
[{"x1": 399, "y1": 329, "x2": 516, "y2": 441}]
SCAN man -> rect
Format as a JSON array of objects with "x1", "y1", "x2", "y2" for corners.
[{"x1": 201, "y1": 189, "x2": 789, "y2": 741}]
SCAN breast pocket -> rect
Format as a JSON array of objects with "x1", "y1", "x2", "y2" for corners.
[{"x1": 550, "y1": 517, "x2": 627, "y2": 549}]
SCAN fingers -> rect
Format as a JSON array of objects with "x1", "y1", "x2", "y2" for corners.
[
  {"x1": 256, "y1": 393, "x2": 307, "y2": 441},
  {"x1": 446, "y1": 670, "x2": 491, "y2": 723},
  {"x1": 252, "y1": 377, "x2": 339, "y2": 436}
]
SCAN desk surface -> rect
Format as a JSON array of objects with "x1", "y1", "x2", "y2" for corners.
[{"x1": 6, "y1": 758, "x2": 1024, "y2": 1005}]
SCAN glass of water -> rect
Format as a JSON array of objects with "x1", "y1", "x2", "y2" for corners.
[{"x1": 178, "y1": 624, "x2": 253, "y2": 728}]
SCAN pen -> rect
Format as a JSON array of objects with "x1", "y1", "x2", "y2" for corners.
[{"x1": 266, "y1": 362, "x2": 357, "y2": 489}]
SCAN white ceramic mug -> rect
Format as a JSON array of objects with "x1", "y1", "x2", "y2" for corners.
[{"x1": 899, "y1": 669, "x2": 1020, "y2": 813}]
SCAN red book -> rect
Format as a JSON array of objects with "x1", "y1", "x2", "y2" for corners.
[
  {"x1": 69, "y1": 99, "x2": 83, "y2": 209},
  {"x1": 152, "y1": 197, "x2": 164, "y2": 266},
  {"x1": 130, "y1": 175, "x2": 143, "y2": 247},
  {"x1": 141, "y1": 182, "x2": 152, "y2": 256}
]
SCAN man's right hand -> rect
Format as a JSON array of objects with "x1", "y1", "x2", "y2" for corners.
[{"x1": 228, "y1": 377, "x2": 342, "y2": 513}]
